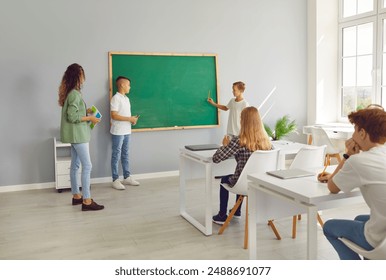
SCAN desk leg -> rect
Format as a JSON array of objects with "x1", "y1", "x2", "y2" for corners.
[
  {"x1": 179, "y1": 153, "x2": 213, "y2": 236},
  {"x1": 248, "y1": 186, "x2": 258, "y2": 259},
  {"x1": 205, "y1": 162, "x2": 213, "y2": 235},
  {"x1": 307, "y1": 205, "x2": 318, "y2": 259},
  {"x1": 179, "y1": 154, "x2": 186, "y2": 215}
]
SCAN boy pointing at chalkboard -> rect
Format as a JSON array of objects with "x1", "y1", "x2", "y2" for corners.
[
  {"x1": 110, "y1": 76, "x2": 140, "y2": 190},
  {"x1": 207, "y1": 81, "x2": 249, "y2": 139}
]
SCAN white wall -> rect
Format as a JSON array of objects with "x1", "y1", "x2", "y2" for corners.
[{"x1": 0, "y1": 0, "x2": 307, "y2": 188}]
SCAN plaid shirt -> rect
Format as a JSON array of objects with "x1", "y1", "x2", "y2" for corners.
[{"x1": 212, "y1": 137, "x2": 253, "y2": 187}]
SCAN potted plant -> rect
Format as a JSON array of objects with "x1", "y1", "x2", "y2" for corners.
[{"x1": 264, "y1": 115, "x2": 297, "y2": 141}]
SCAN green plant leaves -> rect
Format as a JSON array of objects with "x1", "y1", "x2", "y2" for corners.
[{"x1": 264, "y1": 115, "x2": 297, "y2": 140}]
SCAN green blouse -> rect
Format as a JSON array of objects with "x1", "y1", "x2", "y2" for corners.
[{"x1": 60, "y1": 89, "x2": 91, "y2": 143}]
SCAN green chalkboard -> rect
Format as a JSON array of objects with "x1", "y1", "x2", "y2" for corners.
[{"x1": 108, "y1": 52, "x2": 219, "y2": 131}]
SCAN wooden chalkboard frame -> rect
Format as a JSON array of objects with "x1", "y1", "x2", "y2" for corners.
[{"x1": 108, "y1": 52, "x2": 220, "y2": 132}]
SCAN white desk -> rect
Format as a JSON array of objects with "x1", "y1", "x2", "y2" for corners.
[
  {"x1": 179, "y1": 148, "x2": 235, "y2": 236},
  {"x1": 179, "y1": 143, "x2": 311, "y2": 236},
  {"x1": 247, "y1": 167, "x2": 363, "y2": 259},
  {"x1": 271, "y1": 140, "x2": 309, "y2": 169},
  {"x1": 303, "y1": 123, "x2": 354, "y2": 144}
]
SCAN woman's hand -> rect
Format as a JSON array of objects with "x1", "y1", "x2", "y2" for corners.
[
  {"x1": 89, "y1": 115, "x2": 101, "y2": 125},
  {"x1": 317, "y1": 172, "x2": 331, "y2": 183}
]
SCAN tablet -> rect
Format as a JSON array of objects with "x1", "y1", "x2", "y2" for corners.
[{"x1": 266, "y1": 168, "x2": 315, "y2": 179}]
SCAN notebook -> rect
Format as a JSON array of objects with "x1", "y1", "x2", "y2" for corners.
[
  {"x1": 185, "y1": 144, "x2": 220, "y2": 151},
  {"x1": 89, "y1": 105, "x2": 102, "y2": 129},
  {"x1": 266, "y1": 168, "x2": 315, "y2": 179}
]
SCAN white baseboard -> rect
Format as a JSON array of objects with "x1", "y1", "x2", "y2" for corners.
[
  {"x1": 90, "y1": 170, "x2": 180, "y2": 184},
  {"x1": 0, "y1": 170, "x2": 180, "y2": 193},
  {"x1": 0, "y1": 182, "x2": 55, "y2": 193}
]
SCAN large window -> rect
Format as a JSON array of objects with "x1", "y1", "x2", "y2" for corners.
[
  {"x1": 342, "y1": 0, "x2": 374, "y2": 17},
  {"x1": 380, "y1": 13, "x2": 386, "y2": 107},
  {"x1": 339, "y1": 0, "x2": 386, "y2": 118}
]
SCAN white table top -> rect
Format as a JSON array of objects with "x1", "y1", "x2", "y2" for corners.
[
  {"x1": 303, "y1": 123, "x2": 354, "y2": 137},
  {"x1": 180, "y1": 148, "x2": 217, "y2": 162},
  {"x1": 247, "y1": 166, "x2": 361, "y2": 205},
  {"x1": 180, "y1": 141, "x2": 308, "y2": 161},
  {"x1": 271, "y1": 140, "x2": 309, "y2": 155}
]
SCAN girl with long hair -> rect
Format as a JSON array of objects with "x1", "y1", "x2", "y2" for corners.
[
  {"x1": 212, "y1": 106, "x2": 271, "y2": 224},
  {"x1": 59, "y1": 63, "x2": 104, "y2": 211}
]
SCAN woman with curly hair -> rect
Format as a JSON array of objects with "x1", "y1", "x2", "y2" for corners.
[{"x1": 59, "y1": 63, "x2": 104, "y2": 211}]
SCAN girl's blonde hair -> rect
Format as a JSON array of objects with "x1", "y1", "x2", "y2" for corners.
[{"x1": 239, "y1": 106, "x2": 272, "y2": 151}]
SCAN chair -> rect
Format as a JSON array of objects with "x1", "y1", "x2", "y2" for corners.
[
  {"x1": 288, "y1": 145, "x2": 326, "y2": 238},
  {"x1": 310, "y1": 127, "x2": 342, "y2": 166},
  {"x1": 339, "y1": 236, "x2": 386, "y2": 260},
  {"x1": 218, "y1": 149, "x2": 280, "y2": 249}
]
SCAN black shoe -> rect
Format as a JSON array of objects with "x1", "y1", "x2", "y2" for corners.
[
  {"x1": 72, "y1": 197, "x2": 83, "y2": 205},
  {"x1": 82, "y1": 200, "x2": 104, "y2": 211},
  {"x1": 212, "y1": 213, "x2": 227, "y2": 225}
]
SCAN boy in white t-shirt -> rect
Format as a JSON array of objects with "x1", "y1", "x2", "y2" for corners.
[
  {"x1": 110, "y1": 76, "x2": 140, "y2": 190},
  {"x1": 318, "y1": 108, "x2": 386, "y2": 259},
  {"x1": 207, "y1": 81, "x2": 249, "y2": 141}
]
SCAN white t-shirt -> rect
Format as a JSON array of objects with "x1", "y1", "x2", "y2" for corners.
[
  {"x1": 333, "y1": 145, "x2": 386, "y2": 247},
  {"x1": 226, "y1": 98, "x2": 249, "y2": 137},
  {"x1": 110, "y1": 92, "x2": 132, "y2": 135}
]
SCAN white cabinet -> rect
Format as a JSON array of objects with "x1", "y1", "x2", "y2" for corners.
[{"x1": 53, "y1": 137, "x2": 72, "y2": 193}]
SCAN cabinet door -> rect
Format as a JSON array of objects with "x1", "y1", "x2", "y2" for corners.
[
  {"x1": 56, "y1": 161, "x2": 71, "y2": 175},
  {"x1": 57, "y1": 175, "x2": 71, "y2": 188}
]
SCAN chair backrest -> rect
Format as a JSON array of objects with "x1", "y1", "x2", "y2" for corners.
[
  {"x1": 229, "y1": 149, "x2": 280, "y2": 196},
  {"x1": 289, "y1": 145, "x2": 326, "y2": 170},
  {"x1": 339, "y1": 236, "x2": 386, "y2": 260},
  {"x1": 310, "y1": 127, "x2": 340, "y2": 154}
]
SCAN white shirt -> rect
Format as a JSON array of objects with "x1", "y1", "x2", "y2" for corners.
[
  {"x1": 110, "y1": 92, "x2": 132, "y2": 135},
  {"x1": 226, "y1": 98, "x2": 249, "y2": 136},
  {"x1": 333, "y1": 145, "x2": 386, "y2": 247}
]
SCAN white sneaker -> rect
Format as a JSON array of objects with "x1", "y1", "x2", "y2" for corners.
[
  {"x1": 123, "y1": 176, "x2": 140, "y2": 186},
  {"x1": 112, "y1": 179, "x2": 125, "y2": 190},
  {"x1": 229, "y1": 210, "x2": 241, "y2": 219}
]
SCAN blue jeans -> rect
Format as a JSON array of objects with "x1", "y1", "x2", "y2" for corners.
[
  {"x1": 323, "y1": 215, "x2": 374, "y2": 260},
  {"x1": 219, "y1": 175, "x2": 242, "y2": 216},
  {"x1": 70, "y1": 143, "x2": 92, "y2": 199},
  {"x1": 111, "y1": 134, "x2": 131, "y2": 181}
]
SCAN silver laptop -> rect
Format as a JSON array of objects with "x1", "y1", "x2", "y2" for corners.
[
  {"x1": 266, "y1": 168, "x2": 315, "y2": 179},
  {"x1": 185, "y1": 144, "x2": 220, "y2": 151}
]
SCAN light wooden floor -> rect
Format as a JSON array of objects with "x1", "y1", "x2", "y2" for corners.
[{"x1": 0, "y1": 176, "x2": 368, "y2": 260}]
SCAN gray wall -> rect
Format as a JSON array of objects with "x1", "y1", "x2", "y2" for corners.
[{"x1": 0, "y1": 0, "x2": 307, "y2": 187}]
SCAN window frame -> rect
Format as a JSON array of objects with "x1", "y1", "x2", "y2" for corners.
[
  {"x1": 338, "y1": 15, "x2": 377, "y2": 122},
  {"x1": 339, "y1": 0, "x2": 377, "y2": 23},
  {"x1": 380, "y1": 0, "x2": 386, "y2": 12},
  {"x1": 377, "y1": 12, "x2": 386, "y2": 107},
  {"x1": 336, "y1": 0, "x2": 386, "y2": 121}
]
